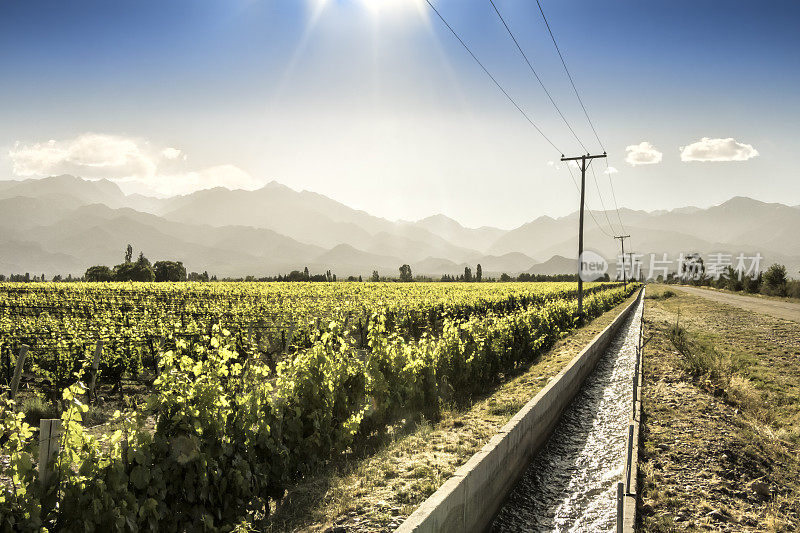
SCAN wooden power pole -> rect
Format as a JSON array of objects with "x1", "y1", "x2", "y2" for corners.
[
  {"x1": 627, "y1": 251, "x2": 637, "y2": 283},
  {"x1": 561, "y1": 152, "x2": 607, "y2": 319},
  {"x1": 614, "y1": 234, "x2": 631, "y2": 289}
]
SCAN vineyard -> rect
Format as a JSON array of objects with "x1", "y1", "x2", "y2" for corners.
[{"x1": 0, "y1": 281, "x2": 636, "y2": 532}]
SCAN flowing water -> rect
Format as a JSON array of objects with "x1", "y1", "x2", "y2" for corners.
[{"x1": 491, "y1": 298, "x2": 643, "y2": 532}]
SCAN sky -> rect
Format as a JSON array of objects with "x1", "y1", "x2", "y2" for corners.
[{"x1": 1, "y1": 0, "x2": 799, "y2": 230}]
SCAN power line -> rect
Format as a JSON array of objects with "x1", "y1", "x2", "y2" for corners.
[
  {"x1": 589, "y1": 163, "x2": 620, "y2": 236},
  {"x1": 426, "y1": 0, "x2": 622, "y2": 242},
  {"x1": 535, "y1": 0, "x2": 604, "y2": 153},
  {"x1": 488, "y1": 0, "x2": 587, "y2": 153},
  {"x1": 565, "y1": 163, "x2": 614, "y2": 238},
  {"x1": 485, "y1": 0, "x2": 621, "y2": 237},
  {"x1": 424, "y1": 0, "x2": 563, "y2": 154},
  {"x1": 535, "y1": 0, "x2": 628, "y2": 236},
  {"x1": 604, "y1": 159, "x2": 628, "y2": 235}
]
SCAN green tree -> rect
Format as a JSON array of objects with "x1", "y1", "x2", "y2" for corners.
[
  {"x1": 464, "y1": 266, "x2": 472, "y2": 282},
  {"x1": 723, "y1": 265, "x2": 743, "y2": 292},
  {"x1": 153, "y1": 261, "x2": 187, "y2": 282},
  {"x1": 188, "y1": 271, "x2": 210, "y2": 282},
  {"x1": 500, "y1": 272, "x2": 512, "y2": 282},
  {"x1": 762, "y1": 263, "x2": 788, "y2": 296},
  {"x1": 85, "y1": 265, "x2": 114, "y2": 282},
  {"x1": 114, "y1": 262, "x2": 154, "y2": 282},
  {"x1": 125, "y1": 243, "x2": 133, "y2": 263},
  {"x1": 744, "y1": 272, "x2": 762, "y2": 293},
  {"x1": 371, "y1": 270, "x2": 380, "y2": 282},
  {"x1": 476, "y1": 264, "x2": 482, "y2": 282},
  {"x1": 399, "y1": 264, "x2": 413, "y2": 282},
  {"x1": 114, "y1": 250, "x2": 154, "y2": 281}
]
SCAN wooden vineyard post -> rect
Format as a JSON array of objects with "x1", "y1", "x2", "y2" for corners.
[
  {"x1": 284, "y1": 326, "x2": 294, "y2": 355},
  {"x1": 9, "y1": 344, "x2": 29, "y2": 400},
  {"x1": 39, "y1": 418, "x2": 62, "y2": 488},
  {"x1": 121, "y1": 432, "x2": 129, "y2": 469},
  {"x1": 157, "y1": 336, "x2": 165, "y2": 374},
  {"x1": 88, "y1": 340, "x2": 103, "y2": 403}
]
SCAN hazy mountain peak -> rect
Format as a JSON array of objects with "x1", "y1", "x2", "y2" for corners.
[
  {"x1": 0, "y1": 174, "x2": 126, "y2": 205},
  {"x1": 3, "y1": 177, "x2": 800, "y2": 277},
  {"x1": 719, "y1": 196, "x2": 764, "y2": 207},
  {"x1": 261, "y1": 180, "x2": 292, "y2": 191},
  {"x1": 418, "y1": 213, "x2": 464, "y2": 229},
  {"x1": 526, "y1": 255, "x2": 575, "y2": 275},
  {"x1": 669, "y1": 206, "x2": 701, "y2": 215}
]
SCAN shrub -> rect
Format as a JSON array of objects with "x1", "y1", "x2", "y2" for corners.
[
  {"x1": 761, "y1": 263, "x2": 788, "y2": 296},
  {"x1": 787, "y1": 280, "x2": 800, "y2": 299}
]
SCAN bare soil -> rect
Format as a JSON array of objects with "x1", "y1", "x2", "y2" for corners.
[{"x1": 638, "y1": 285, "x2": 800, "y2": 531}]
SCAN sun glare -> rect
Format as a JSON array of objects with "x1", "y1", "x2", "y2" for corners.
[
  {"x1": 359, "y1": 0, "x2": 422, "y2": 11},
  {"x1": 308, "y1": 0, "x2": 425, "y2": 18}
]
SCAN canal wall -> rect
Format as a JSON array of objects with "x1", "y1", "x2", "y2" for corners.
[
  {"x1": 619, "y1": 286, "x2": 646, "y2": 532},
  {"x1": 397, "y1": 288, "x2": 644, "y2": 533}
]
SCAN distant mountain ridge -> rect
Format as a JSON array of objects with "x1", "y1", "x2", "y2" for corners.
[{"x1": 1, "y1": 175, "x2": 798, "y2": 277}]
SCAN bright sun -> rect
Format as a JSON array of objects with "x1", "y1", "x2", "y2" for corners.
[{"x1": 355, "y1": 0, "x2": 427, "y2": 15}]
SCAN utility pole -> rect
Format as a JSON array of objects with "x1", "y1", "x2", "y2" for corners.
[
  {"x1": 614, "y1": 235, "x2": 631, "y2": 289},
  {"x1": 561, "y1": 152, "x2": 607, "y2": 320},
  {"x1": 627, "y1": 252, "x2": 637, "y2": 283}
]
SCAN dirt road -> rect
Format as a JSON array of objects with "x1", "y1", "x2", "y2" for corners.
[{"x1": 670, "y1": 285, "x2": 800, "y2": 323}]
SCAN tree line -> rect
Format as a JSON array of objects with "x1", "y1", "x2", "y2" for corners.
[
  {"x1": 2, "y1": 251, "x2": 614, "y2": 285},
  {"x1": 81, "y1": 244, "x2": 190, "y2": 282},
  {"x1": 663, "y1": 262, "x2": 800, "y2": 299}
]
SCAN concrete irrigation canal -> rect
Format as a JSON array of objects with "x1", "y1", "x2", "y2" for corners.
[
  {"x1": 491, "y1": 295, "x2": 644, "y2": 531},
  {"x1": 398, "y1": 289, "x2": 644, "y2": 533}
]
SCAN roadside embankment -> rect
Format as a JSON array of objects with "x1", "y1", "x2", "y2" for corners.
[{"x1": 638, "y1": 286, "x2": 800, "y2": 531}]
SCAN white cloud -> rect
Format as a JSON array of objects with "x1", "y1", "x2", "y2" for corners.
[
  {"x1": 9, "y1": 134, "x2": 156, "y2": 179},
  {"x1": 161, "y1": 147, "x2": 185, "y2": 161},
  {"x1": 679, "y1": 137, "x2": 758, "y2": 162},
  {"x1": 625, "y1": 141, "x2": 663, "y2": 166},
  {"x1": 603, "y1": 166, "x2": 618, "y2": 175},
  {"x1": 8, "y1": 133, "x2": 261, "y2": 197}
]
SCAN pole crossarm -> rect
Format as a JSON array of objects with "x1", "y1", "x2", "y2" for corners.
[{"x1": 560, "y1": 153, "x2": 607, "y2": 162}]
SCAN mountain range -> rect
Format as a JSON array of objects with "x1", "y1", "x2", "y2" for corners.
[{"x1": 1, "y1": 175, "x2": 799, "y2": 278}]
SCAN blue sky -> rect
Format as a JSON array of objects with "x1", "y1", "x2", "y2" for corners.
[{"x1": 1, "y1": 0, "x2": 798, "y2": 228}]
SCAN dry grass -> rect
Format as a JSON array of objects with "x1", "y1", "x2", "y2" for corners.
[{"x1": 638, "y1": 285, "x2": 800, "y2": 531}]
